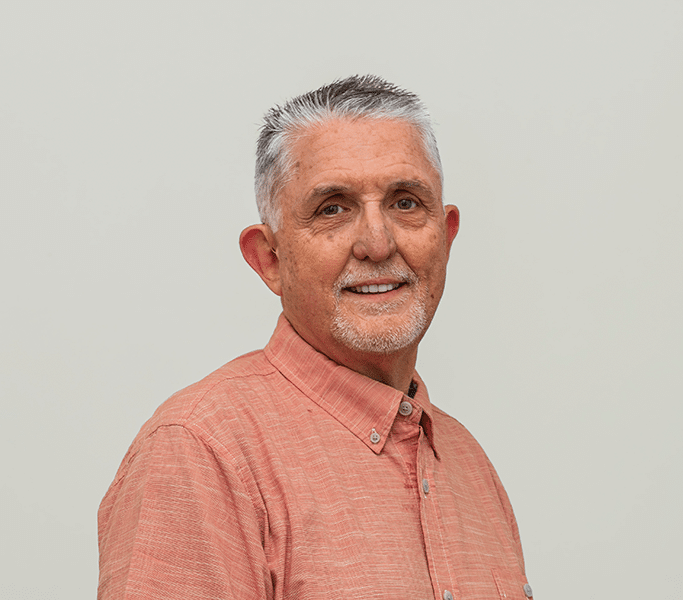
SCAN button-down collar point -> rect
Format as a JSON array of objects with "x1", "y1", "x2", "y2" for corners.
[{"x1": 370, "y1": 429, "x2": 381, "y2": 444}]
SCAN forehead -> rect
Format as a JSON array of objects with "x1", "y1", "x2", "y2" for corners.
[{"x1": 284, "y1": 118, "x2": 440, "y2": 194}]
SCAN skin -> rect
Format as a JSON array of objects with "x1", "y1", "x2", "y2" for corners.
[{"x1": 240, "y1": 118, "x2": 459, "y2": 395}]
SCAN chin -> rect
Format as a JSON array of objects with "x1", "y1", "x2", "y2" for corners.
[{"x1": 331, "y1": 302, "x2": 428, "y2": 355}]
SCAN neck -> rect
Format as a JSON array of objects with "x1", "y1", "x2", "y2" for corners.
[
  {"x1": 342, "y1": 351, "x2": 417, "y2": 395},
  {"x1": 283, "y1": 314, "x2": 421, "y2": 396},
  {"x1": 317, "y1": 335, "x2": 418, "y2": 394}
]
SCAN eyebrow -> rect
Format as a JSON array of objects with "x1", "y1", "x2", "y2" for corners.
[
  {"x1": 307, "y1": 185, "x2": 351, "y2": 201},
  {"x1": 307, "y1": 180, "x2": 437, "y2": 201},
  {"x1": 388, "y1": 180, "x2": 438, "y2": 201}
]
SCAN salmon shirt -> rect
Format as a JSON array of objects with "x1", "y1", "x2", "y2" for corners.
[{"x1": 98, "y1": 315, "x2": 532, "y2": 600}]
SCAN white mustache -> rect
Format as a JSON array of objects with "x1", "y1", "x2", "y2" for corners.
[{"x1": 334, "y1": 262, "x2": 418, "y2": 292}]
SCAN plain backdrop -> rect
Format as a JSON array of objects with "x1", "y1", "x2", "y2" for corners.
[{"x1": 1, "y1": 1, "x2": 681, "y2": 598}]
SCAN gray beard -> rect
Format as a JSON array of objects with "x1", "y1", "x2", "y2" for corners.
[
  {"x1": 331, "y1": 297, "x2": 428, "y2": 354},
  {"x1": 330, "y1": 262, "x2": 428, "y2": 354}
]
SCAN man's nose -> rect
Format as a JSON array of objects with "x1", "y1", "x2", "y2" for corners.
[{"x1": 351, "y1": 205, "x2": 397, "y2": 262}]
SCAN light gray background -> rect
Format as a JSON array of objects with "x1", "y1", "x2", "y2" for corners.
[{"x1": 1, "y1": 1, "x2": 681, "y2": 598}]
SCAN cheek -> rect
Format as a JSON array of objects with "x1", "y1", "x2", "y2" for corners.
[
  {"x1": 278, "y1": 251, "x2": 303, "y2": 297},
  {"x1": 413, "y1": 242, "x2": 449, "y2": 296},
  {"x1": 279, "y1": 247, "x2": 324, "y2": 299}
]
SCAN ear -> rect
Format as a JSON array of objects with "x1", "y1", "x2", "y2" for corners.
[
  {"x1": 444, "y1": 204, "x2": 460, "y2": 250},
  {"x1": 239, "y1": 224, "x2": 282, "y2": 296}
]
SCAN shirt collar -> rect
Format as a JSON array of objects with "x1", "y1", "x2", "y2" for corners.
[{"x1": 264, "y1": 314, "x2": 437, "y2": 455}]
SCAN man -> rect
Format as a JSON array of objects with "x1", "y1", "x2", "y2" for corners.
[{"x1": 98, "y1": 75, "x2": 533, "y2": 600}]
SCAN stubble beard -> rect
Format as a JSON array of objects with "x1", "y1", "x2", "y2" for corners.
[{"x1": 330, "y1": 263, "x2": 429, "y2": 355}]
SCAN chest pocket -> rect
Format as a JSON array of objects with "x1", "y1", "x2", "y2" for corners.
[{"x1": 491, "y1": 568, "x2": 534, "y2": 599}]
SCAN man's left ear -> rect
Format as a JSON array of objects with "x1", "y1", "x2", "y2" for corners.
[
  {"x1": 445, "y1": 204, "x2": 460, "y2": 250},
  {"x1": 239, "y1": 224, "x2": 282, "y2": 296}
]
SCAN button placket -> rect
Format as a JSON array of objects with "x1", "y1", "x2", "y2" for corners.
[{"x1": 416, "y1": 424, "x2": 456, "y2": 600}]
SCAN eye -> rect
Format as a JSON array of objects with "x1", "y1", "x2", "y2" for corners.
[
  {"x1": 395, "y1": 197, "x2": 418, "y2": 210},
  {"x1": 321, "y1": 204, "x2": 344, "y2": 216}
]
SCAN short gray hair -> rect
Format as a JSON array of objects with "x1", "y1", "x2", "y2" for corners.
[{"x1": 255, "y1": 75, "x2": 443, "y2": 229}]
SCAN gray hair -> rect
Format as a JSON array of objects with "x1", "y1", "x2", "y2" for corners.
[{"x1": 254, "y1": 74, "x2": 443, "y2": 230}]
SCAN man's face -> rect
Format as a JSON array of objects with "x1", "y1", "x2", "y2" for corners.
[{"x1": 271, "y1": 118, "x2": 459, "y2": 363}]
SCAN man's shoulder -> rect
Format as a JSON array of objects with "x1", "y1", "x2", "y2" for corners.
[
  {"x1": 431, "y1": 404, "x2": 496, "y2": 465},
  {"x1": 128, "y1": 348, "x2": 283, "y2": 449},
  {"x1": 431, "y1": 404, "x2": 477, "y2": 440}
]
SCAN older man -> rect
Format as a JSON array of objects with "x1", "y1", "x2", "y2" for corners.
[{"x1": 98, "y1": 75, "x2": 533, "y2": 600}]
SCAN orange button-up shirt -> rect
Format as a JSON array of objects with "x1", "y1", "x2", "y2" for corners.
[{"x1": 98, "y1": 315, "x2": 532, "y2": 600}]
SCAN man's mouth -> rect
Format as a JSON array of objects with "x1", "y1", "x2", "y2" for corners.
[{"x1": 347, "y1": 282, "x2": 403, "y2": 294}]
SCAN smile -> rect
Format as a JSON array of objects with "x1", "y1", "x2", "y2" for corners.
[{"x1": 347, "y1": 283, "x2": 402, "y2": 294}]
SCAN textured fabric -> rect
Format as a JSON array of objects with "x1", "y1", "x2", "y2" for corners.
[{"x1": 98, "y1": 314, "x2": 531, "y2": 600}]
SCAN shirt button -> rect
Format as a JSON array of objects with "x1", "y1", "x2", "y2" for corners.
[
  {"x1": 443, "y1": 591, "x2": 453, "y2": 600},
  {"x1": 370, "y1": 429, "x2": 381, "y2": 444},
  {"x1": 523, "y1": 583, "x2": 533, "y2": 597},
  {"x1": 422, "y1": 478, "x2": 430, "y2": 494},
  {"x1": 399, "y1": 400, "x2": 413, "y2": 416}
]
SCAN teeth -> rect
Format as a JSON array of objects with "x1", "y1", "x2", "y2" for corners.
[{"x1": 350, "y1": 283, "x2": 400, "y2": 294}]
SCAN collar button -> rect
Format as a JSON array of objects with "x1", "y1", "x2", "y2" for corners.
[{"x1": 399, "y1": 400, "x2": 413, "y2": 416}]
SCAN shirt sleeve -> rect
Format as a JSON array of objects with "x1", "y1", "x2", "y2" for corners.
[
  {"x1": 97, "y1": 424, "x2": 271, "y2": 600},
  {"x1": 485, "y1": 453, "x2": 526, "y2": 572}
]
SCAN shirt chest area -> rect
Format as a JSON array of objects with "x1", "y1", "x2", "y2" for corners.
[{"x1": 238, "y1": 407, "x2": 528, "y2": 600}]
